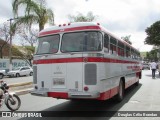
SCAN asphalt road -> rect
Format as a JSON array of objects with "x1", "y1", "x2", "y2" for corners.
[{"x1": 1, "y1": 70, "x2": 160, "y2": 120}]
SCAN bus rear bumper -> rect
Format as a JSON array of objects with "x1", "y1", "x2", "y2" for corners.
[
  {"x1": 68, "y1": 92, "x2": 100, "y2": 99},
  {"x1": 30, "y1": 89, "x2": 48, "y2": 97}
]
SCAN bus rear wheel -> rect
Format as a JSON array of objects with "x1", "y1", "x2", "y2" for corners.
[
  {"x1": 135, "y1": 80, "x2": 139, "y2": 86},
  {"x1": 116, "y1": 80, "x2": 124, "y2": 102}
]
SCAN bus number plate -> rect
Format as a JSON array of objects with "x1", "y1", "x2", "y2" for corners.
[{"x1": 53, "y1": 78, "x2": 65, "y2": 85}]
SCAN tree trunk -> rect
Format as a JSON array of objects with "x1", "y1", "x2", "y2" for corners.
[
  {"x1": 39, "y1": 24, "x2": 44, "y2": 31},
  {"x1": 0, "y1": 47, "x2": 2, "y2": 58}
]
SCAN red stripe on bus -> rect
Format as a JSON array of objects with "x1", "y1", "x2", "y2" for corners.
[
  {"x1": 39, "y1": 26, "x2": 101, "y2": 36},
  {"x1": 47, "y1": 78, "x2": 138, "y2": 100},
  {"x1": 48, "y1": 92, "x2": 68, "y2": 99},
  {"x1": 33, "y1": 57, "x2": 139, "y2": 64},
  {"x1": 47, "y1": 86, "x2": 119, "y2": 100}
]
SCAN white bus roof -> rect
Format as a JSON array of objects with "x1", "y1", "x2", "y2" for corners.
[{"x1": 39, "y1": 22, "x2": 139, "y2": 52}]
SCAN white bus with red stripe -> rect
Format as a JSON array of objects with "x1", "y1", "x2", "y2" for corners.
[{"x1": 31, "y1": 22, "x2": 141, "y2": 101}]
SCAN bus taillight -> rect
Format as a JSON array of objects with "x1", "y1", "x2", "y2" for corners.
[{"x1": 84, "y1": 86, "x2": 89, "y2": 91}]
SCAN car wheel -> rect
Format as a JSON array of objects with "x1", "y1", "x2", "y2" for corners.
[
  {"x1": 30, "y1": 72, "x2": 33, "y2": 76},
  {"x1": 0, "y1": 74, "x2": 4, "y2": 79},
  {"x1": 16, "y1": 73, "x2": 20, "y2": 77}
]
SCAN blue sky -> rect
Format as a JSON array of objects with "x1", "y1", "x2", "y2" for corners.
[{"x1": 1, "y1": 0, "x2": 160, "y2": 52}]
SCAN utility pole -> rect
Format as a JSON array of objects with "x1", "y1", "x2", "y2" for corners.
[{"x1": 7, "y1": 18, "x2": 17, "y2": 71}]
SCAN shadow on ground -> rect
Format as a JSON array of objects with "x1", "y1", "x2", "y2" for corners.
[{"x1": 18, "y1": 83, "x2": 142, "y2": 120}]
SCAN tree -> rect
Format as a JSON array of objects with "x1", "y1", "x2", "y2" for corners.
[
  {"x1": 121, "y1": 35, "x2": 132, "y2": 45},
  {"x1": 0, "y1": 22, "x2": 17, "y2": 58},
  {"x1": 18, "y1": 27, "x2": 38, "y2": 47},
  {"x1": 144, "y1": 49, "x2": 158, "y2": 62},
  {"x1": 145, "y1": 21, "x2": 160, "y2": 46},
  {"x1": 12, "y1": 45, "x2": 35, "y2": 67},
  {"x1": 12, "y1": 0, "x2": 54, "y2": 31},
  {"x1": 68, "y1": 12, "x2": 97, "y2": 22}
]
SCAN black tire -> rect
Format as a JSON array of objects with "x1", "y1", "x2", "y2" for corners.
[
  {"x1": 16, "y1": 73, "x2": 20, "y2": 77},
  {"x1": 0, "y1": 74, "x2": 4, "y2": 79},
  {"x1": 30, "y1": 72, "x2": 33, "y2": 76},
  {"x1": 5, "y1": 94, "x2": 21, "y2": 111},
  {"x1": 135, "y1": 80, "x2": 139, "y2": 86},
  {"x1": 115, "y1": 80, "x2": 124, "y2": 102}
]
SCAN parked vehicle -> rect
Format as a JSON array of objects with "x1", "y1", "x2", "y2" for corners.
[
  {"x1": 7, "y1": 66, "x2": 33, "y2": 77},
  {"x1": 0, "y1": 81, "x2": 21, "y2": 111},
  {"x1": 142, "y1": 63, "x2": 150, "y2": 70},
  {"x1": 0, "y1": 70, "x2": 7, "y2": 79}
]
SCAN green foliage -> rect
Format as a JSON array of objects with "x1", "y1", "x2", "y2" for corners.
[
  {"x1": 145, "y1": 21, "x2": 160, "y2": 46},
  {"x1": 12, "y1": 0, "x2": 54, "y2": 31},
  {"x1": 24, "y1": 46, "x2": 35, "y2": 53},
  {"x1": 121, "y1": 35, "x2": 132, "y2": 45},
  {"x1": 144, "y1": 49, "x2": 158, "y2": 61},
  {"x1": 68, "y1": 12, "x2": 97, "y2": 22},
  {"x1": 140, "y1": 52, "x2": 147, "y2": 58}
]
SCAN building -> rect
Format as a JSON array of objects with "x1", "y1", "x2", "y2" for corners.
[{"x1": 0, "y1": 38, "x2": 10, "y2": 58}]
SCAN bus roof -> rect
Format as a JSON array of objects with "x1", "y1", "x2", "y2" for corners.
[
  {"x1": 39, "y1": 22, "x2": 139, "y2": 53},
  {"x1": 39, "y1": 22, "x2": 101, "y2": 37}
]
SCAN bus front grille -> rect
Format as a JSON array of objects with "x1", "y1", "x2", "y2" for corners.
[{"x1": 85, "y1": 64, "x2": 97, "y2": 85}]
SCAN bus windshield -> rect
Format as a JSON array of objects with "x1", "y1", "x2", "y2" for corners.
[
  {"x1": 36, "y1": 35, "x2": 60, "y2": 54},
  {"x1": 61, "y1": 31, "x2": 102, "y2": 52}
]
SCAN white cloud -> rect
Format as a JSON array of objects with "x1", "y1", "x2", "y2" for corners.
[{"x1": 0, "y1": 0, "x2": 160, "y2": 52}]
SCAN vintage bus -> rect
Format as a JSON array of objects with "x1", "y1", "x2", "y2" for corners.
[{"x1": 31, "y1": 22, "x2": 141, "y2": 101}]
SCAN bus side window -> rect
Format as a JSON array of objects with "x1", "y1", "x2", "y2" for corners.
[
  {"x1": 118, "y1": 41, "x2": 124, "y2": 57},
  {"x1": 126, "y1": 46, "x2": 131, "y2": 58},
  {"x1": 110, "y1": 37, "x2": 117, "y2": 55},
  {"x1": 104, "y1": 34, "x2": 109, "y2": 53},
  {"x1": 110, "y1": 44, "x2": 113, "y2": 54},
  {"x1": 131, "y1": 49, "x2": 135, "y2": 59}
]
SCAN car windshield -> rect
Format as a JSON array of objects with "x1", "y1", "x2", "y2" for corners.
[
  {"x1": 36, "y1": 35, "x2": 60, "y2": 54},
  {"x1": 12, "y1": 68, "x2": 20, "y2": 71},
  {"x1": 61, "y1": 31, "x2": 102, "y2": 52}
]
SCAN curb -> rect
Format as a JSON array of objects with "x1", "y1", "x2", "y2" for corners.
[
  {"x1": 14, "y1": 88, "x2": 33, "y2": 96},
  {"x1": 9, "y1": 82, "x2": 33, "y2": 88},
  {"x1": 8, "y1": 82, "x2": 33, "y2": 96}
]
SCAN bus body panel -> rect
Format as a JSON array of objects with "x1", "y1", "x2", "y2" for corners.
[{"x1": 31, "y1": 22, "x2": 141, "y2": 101}]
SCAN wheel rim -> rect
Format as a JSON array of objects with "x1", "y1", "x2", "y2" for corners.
[{"x1": 6, "y1": 95, "x2": 21, "y2": 111}]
